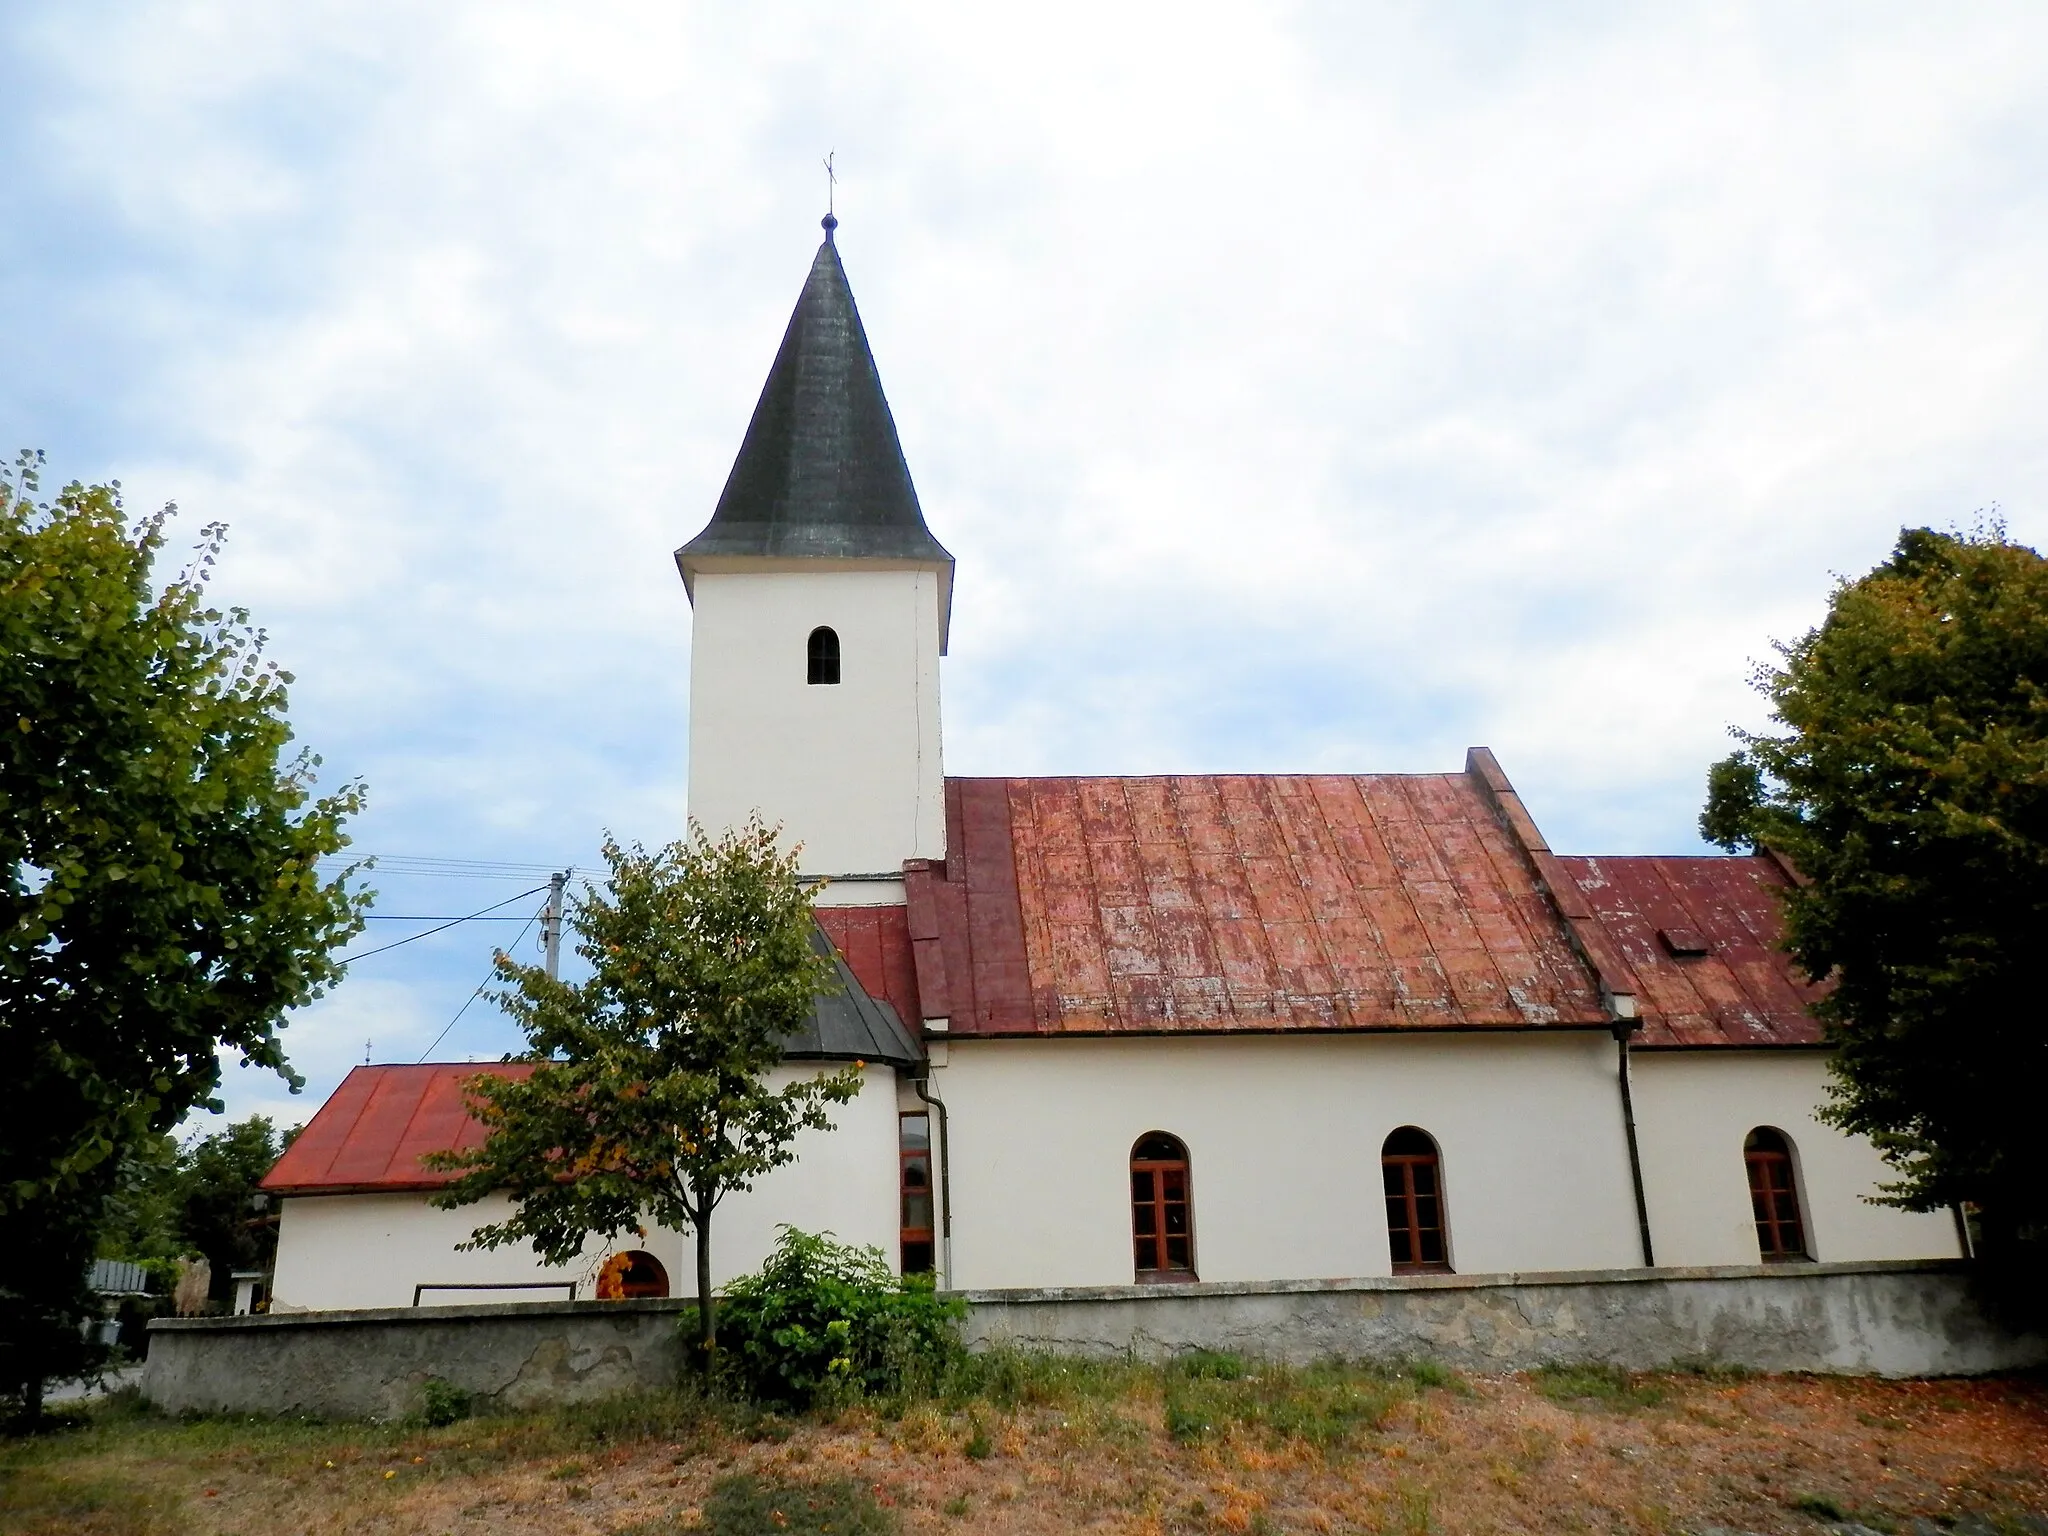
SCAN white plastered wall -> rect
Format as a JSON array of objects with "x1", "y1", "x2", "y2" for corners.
[
  {"x1": 931, "y1": 1032, "x2": 1645, "y2": 1290},
  {"x1": 1629, "y1": 1050, "x2": 1961, "y2": 1267},
  {"x1": 270, "y1": 1063, "x2": 904, "y2": 1312},
  {"x1": 687, "y1": 568, "x2": 944, "y2": 878}
]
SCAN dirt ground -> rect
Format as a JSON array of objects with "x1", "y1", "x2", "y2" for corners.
[{"x1": 4, "y1": 1367, "x2": 2045, "y2": 1536}]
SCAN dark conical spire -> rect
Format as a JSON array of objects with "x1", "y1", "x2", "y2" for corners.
[{"x1": 677, "y1": 233, "x2": 952, "y2": 570}]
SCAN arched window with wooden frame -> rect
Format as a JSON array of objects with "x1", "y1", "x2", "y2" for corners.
[
  {"x1": 899, "y1": 1111, "x2": 935, "y2": 1276},
  {"x1": 1130, "y1": 1132, "x2": 1196, "y2": 1282},
  {"x1": 1382, "y1": 1126, "x2": 1451, "y2": 1273},
  {"x1": 594, "y1": 1250, "x2": 670, "y2": 1299},
  {"x1": 1744, "y1": 1127, "x2": 1810, "y2": 1261},
  {"x1": 807, "y1": 625, "x2": 841, "y2": 685}
]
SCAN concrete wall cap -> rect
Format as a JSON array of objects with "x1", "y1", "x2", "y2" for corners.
[{"x1": 953, "y1": 1258, "x2": 1966, "y2": 1306}]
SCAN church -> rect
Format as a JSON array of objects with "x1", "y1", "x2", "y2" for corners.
[{"x1": 259, "y1": 221, "x2": 1962, "y2": 1313}]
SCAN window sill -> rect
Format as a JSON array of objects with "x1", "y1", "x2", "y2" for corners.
[
  {"x1": 1391, "y1": 1263, "x2": 1454, "y2": 1276},
  {"x1": 1134, "y1": 1269, "x2": 1200, "y2": 1286}
]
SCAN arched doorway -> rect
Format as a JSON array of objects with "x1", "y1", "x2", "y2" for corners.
[
  {"x1": 1130, "y1": 1131, "x2": 1196, "y2": 1282},
  {"x1": 595, "y1": 1250, "x2": 671, "y2": 1300}
]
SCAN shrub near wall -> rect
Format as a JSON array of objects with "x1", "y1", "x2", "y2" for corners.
[{"x1": 715, "y1": 1228, "x2": 964, "y2": 1407}]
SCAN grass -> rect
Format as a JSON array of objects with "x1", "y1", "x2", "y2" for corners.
[
  {"x1": 1162, "y1": 1358, "x2": 1420, "y2": 1449},
  {"x1": 1790, "y1": 1490, "x2": 1850, "y2": 1520},
  {"x1": 699, "y1": 1473, "x2": 895, "y2": 1535},
  {"x1": 1532, "y1": 1361, "x2": 1672, "y2": 1411},
  {"x1": 5, "y1": 1362, "x2": 2045, "y2": 1536},
  {"x1": 0, "y1": 1463, "x2": 175, "y2": 1536}
]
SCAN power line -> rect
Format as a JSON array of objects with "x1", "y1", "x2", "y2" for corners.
[
  {"x1": 416, "y1": 902, "x2": 545, "y2": 1063},
  {"x1": 335, "y1": 886, "x2": 549, "y2": 968},
  {"x1": 362, "y1": 914, "x2": 537, "y2": 922},
  {"x1": 318, "y1": 854, "x2": 574, "y2": 881}
]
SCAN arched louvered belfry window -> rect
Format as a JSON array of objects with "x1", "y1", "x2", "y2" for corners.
[
  {"x1": 1382, "y1": 1127, "x2": 1451, "y2": 1273},
  {"x1": 1130, "y1": 1132, "x2": 1196, "y2": 1282},
  {"x1": 807, "y1": 626, "x2": 841, "y2": 685},
  {"x1": 1744, "y1": 1127, "x2": 1810, "y2": 1261}
]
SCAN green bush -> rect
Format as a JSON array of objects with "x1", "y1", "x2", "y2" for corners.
[
  {"x1": 417, "y1": 1377, "x2": 472, "y2": 1427},
  {"x1": 715, "y1": 1227, "x2": 964, "y2": 1408}
]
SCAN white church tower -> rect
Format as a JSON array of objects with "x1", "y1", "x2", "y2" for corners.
[{"x1": 676, "y1": 216, "x2": 951, "y2": 889}]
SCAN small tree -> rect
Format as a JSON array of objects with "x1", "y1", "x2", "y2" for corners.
[
  {"x1": 1702, "y1": 525, "x2": 2048, "y2": 1262},
  {"x1": 428, "y1": 823, "x2": 861, "y2": 1372},
  {"x1": 1, "y1": 454, "x2": 364, "y2": 1421}
]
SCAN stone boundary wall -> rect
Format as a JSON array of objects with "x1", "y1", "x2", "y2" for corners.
[
  {"x1": 143, "y1": 1261, "x2": 2043, "y2": 1420},
  {"x1": 145, "y1": 1297, "x2": 693, "y2": 1420},
  {"x1": 959, "y1": 1261, "x2": 2044, "y2": 1378}
]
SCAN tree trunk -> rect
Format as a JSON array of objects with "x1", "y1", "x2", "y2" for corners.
[{"x1": 694, "y1": 1197, "x2": 716, "y2": 1378}]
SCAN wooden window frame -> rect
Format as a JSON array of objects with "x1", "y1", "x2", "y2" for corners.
[
  {"x1": 1745, "y1": 1128, "x2": 1809, "y2": 1262},
  {"x1": 1382, "y1": 1129, "x2": 1453, "y2": 1275},
  {"x1": 1130, "y1": 1133, "x2": 1197, "y2": 1283},
  {"x1": 594, "y1": 1249, "x2": 671, "y2": 1300},
  {"x1": 899, "y1": 1111, "x2": 935, "y2": 1275},
  {"x1": 807, "y1": 626, "x2": 841, "y2": 685}
]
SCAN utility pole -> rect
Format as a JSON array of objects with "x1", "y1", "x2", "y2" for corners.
[{"x1": 543, "y1": 870, "x2": 568, "y2": 981}]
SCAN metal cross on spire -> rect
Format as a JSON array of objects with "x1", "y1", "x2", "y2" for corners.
[{"x1": 822, "y1": 151, "x2": 838, "y2": 239}]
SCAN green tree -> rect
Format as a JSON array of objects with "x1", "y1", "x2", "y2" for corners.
[
  {"x1": 1, "y1": 453, "x2": 364, "y2": 1420},
  {"x1": 1702, "y1": 525, "x2": 2048, "y2": 1261},
  {"x1": 173, "y1": 1116, "x2": 290, "y2": 1303},
  {"x1": 428, "y1": 823, "x2": 860, "y2": 1373},
  {"x1": 99, "y1": 1117, "x2": 292, "y2": 1301}
]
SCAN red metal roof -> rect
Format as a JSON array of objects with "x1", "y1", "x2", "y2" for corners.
[
  {"x1": 266, "y1": 768, "x2": 1826, "y2": 1197},
  {"x1": 262, "y1": 1062, "x2": 529, "y2": 1195},
  {"x1": 907, "y1": 772, "x2": 1613, "y2": 1034},
  {"x1": 1560, "y1": 854, "x2": 1826, "y2": 1047},
  {"x1": 814, "y1": 904, "x2": 920, "y2": 1029}
]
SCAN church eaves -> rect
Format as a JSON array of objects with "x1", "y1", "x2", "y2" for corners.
[{"x1": 677, "y1": 225, "x2": 953, "y2": 579}]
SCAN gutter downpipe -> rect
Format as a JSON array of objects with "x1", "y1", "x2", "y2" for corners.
[
  {"x1": 911, "y1": 1067, "x2": 953, "y2": 1287},
  {"x1": 1613, "y1": 1012, "x2": 1656, "y2": 1268}
]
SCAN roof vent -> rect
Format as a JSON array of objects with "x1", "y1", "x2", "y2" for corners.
[{"x1": 1658, "y1": 926, "x2": 1710, "y2": 958}]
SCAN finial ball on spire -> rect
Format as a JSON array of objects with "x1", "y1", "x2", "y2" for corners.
[{"x1": 821, "y1": 212, "x2": 838, "y2": 240}]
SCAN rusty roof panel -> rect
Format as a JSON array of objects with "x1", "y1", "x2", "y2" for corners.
[
  {"x1": 263, "y1": 1063, "x2": 532, "y2": 1195},
  {"x1": 930, "y1": 771, "x2": 1612, "y2": 1035},
  {"x1": 1560, "y1": 854, "x2": 1825, "y2": 1047},
  {"x1": 814, "y1": 905, "x2": 922, "y2": 1030}
]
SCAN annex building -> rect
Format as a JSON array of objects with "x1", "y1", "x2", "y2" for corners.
[{"x1": 259, "y1": 222, "x2": 1962, "y2": 1314}]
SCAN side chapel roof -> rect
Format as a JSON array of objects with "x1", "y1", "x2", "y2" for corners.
[{"x1": 264, "y1": 923, "x2": 918, "y2": 1196}]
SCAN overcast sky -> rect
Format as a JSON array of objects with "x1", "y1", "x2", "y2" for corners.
[{"x1": 6, "y1": 3, "x2": 2045, "y2": 1131}]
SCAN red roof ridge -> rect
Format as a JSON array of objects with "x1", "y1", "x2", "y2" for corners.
[{"x1": 1463, "y1": 748, "x2": 1642, "y2": 1026}]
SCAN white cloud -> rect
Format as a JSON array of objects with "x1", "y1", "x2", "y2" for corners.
[{"x1": 5, "y1": 0, "x2": 2046, "y2": 1120}]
